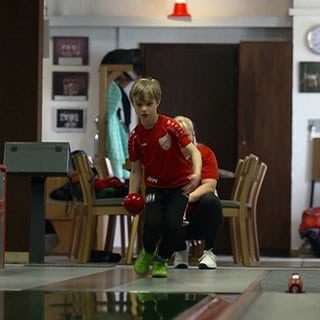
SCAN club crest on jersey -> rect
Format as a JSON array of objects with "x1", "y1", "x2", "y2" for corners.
[{"x1": 158, "y1": 133, "x2": 171, "y2": 150}]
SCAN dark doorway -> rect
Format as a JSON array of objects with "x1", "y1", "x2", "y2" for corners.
[
  {"x1": 140, "y1": 44, "x2": 239, "y2": 178},
  {"x1": 140, "y1": 43, "x2": 239, "y2": 253}
]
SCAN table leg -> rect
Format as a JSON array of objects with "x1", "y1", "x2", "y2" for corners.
[{"x1": 29, "y1": 176, "x2": 46, "y2": 263}]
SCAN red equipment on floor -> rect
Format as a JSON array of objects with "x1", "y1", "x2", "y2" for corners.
[{"x1": 286, "y1": 273, "x2": 304, "y2": 293}]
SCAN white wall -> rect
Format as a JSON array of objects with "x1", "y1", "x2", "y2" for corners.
[
  {"x1": 42, "y1": 24, "x2": 291, "y2": 155},
  {"x1": 45, "y1": 0, "x2": 320, "y2": 254},
  {"x1": 46, "y1": 0, "x2": 291, "y2": 17},
  {"x1": 42, "y1": 27, "x2": 117, "y2": 156},
  {"x1": 43, "y1": 0, "x2": 293, "y2": 157}
]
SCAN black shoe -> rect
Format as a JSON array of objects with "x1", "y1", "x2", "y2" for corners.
[{"x1": 90, "y1": 250, "x2": 122, "y2": 263}]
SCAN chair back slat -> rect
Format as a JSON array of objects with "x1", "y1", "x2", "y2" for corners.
[
  {"x1": 73, "y1": 152, "x2": 95, "y2": 207},
  {"x1": 230, "y1": 158, "x2": 245, "y2": 200},
  {"x1": 248, "y1": 162, "x2": 268, "y2": 209},
  {"x1": 94, "y1": 157, "x2": 114, "y2": 179},
  {"x1": 235, "y1": 154, "x2": 259, "y2": 204}
]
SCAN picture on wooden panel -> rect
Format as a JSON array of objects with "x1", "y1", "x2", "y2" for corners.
[
  {"x1": 54, "y1": 107, "x2": 86, "y2": 132},
  {"x1": 299, "y1": 62, "x2": 320, "y2": 92},
  {"x1": 53, "y1": 36, "x2": 89, "y2": 65},
  {"x1": 52, "y1": 72, "x2": 88, "y2": 100}
]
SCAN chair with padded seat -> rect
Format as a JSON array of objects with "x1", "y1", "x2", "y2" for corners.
[
  {"x1": 187, "y1": 154, "x2": 261, "y2": 266},
  {"x1": 229, "y1": 158, "x2": 268, "y2": 264},
  {"x1": 94, "y1": 156, "x2": 139, "y2": 259},
  {"x1": 72, "y1": 152, "x2": 140, "y2": 264},
  {"x1": 221, "y1": 153, "x2": 259, "y2": 266},
  {"x1": 185, "y1": 156, "x2": 253, "y2": 267},
  {"x1": 188, "y1": 157, "x2": 246, "y2": 264},
  {"x1": 95, "y1": 157, "x2": 145, "y2": 258}
]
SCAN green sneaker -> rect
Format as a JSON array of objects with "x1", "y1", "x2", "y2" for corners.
[
  {"x1": 136, "y1": 292, "x2": 155, "y2": 303},
  {"x1": 152, "y1": 257, "x2": 168, "y2": 278},
  {"x1": 134, "y1": 249, "x2": 155, "y2": 275}
]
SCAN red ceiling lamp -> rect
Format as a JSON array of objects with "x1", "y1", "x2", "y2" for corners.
[{"x1": 168, "y1": 0, "x2": 191, "y2": 18}]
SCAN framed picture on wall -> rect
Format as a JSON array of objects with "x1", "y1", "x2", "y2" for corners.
[
  {"x1": 54, "y1": 107, "x2": 86, "y2": 132},
  {"x1": 53, "y1": 36, "x2": 89, "y2": 65},
  {"x1": 299, "y1": 62, "x2": 320, "y2": 92},
  {"x1": 52, "y1": 72, "x2": 89, "y2": 100}
]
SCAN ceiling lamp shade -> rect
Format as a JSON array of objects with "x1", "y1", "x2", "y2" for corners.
[{"x1": 168, "y1": 0, "x2": 191, "y2": 18}]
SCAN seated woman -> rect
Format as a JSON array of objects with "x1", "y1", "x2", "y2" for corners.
[{"x1": 174, "y1": 116, "x2": 223, "y2": 269}]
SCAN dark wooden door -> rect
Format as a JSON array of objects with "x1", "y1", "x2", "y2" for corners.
[
  {"x1": 141, "y1": 42, "x2": 292, "y2": 255},
  {"x1": 140, "y1": 43, "x2": 239, "y2": 184},
  {"x1": 238, "y1": 41, "x2": 292, "y2": 255}
]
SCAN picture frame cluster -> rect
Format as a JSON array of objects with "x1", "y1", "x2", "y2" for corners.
[{"x1": 52, "y1": 36, "x2": 89, "y2": 132}]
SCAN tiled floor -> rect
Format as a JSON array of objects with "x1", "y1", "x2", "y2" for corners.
[{"x1": 1, "y1": 252, "x2": 320, "y2": 319}]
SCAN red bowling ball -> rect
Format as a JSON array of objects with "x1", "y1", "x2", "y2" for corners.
[{"x1": 123, "y1": 193, "x2": 145, "y2": 216}]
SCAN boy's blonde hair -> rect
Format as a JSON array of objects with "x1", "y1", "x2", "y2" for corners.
[
  {"x1": 129, "y1": 77, "x2": 162, "y2": 103},
  {"x1": 174, "y1": 115, "x2": 197, "y2": 144}
]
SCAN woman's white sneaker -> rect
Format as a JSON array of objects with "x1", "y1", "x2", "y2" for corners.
[
  {"x1": 198, "y1": 249, "x2": 217, "y2": 269},
  {"x1": 174, "y1": 241, "x2": 190, "y2": 268},
  {"x1": 173, "y1": 250, "x2": 189, "y2": 269}
]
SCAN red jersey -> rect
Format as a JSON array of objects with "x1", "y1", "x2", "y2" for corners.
[
  {"x1": 128, "y1": 115, "x2": 192, "y2": 188},
  {"x1": 197, "y1": 144, "x2": 219, "y2": 181},
  {"x1": 187, "y1": 144, "x2": 219, "y2": 213}
]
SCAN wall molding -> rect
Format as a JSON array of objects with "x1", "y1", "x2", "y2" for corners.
[
  {"x1": 49, "y1": 15, "x2": 292, "y2": 28},
  {"x1": 289, "y1": 8, "x2": 320, "y2": 16}
]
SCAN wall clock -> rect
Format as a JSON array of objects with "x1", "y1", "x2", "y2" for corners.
[{"x1": 307, "y1": 25, "x2": 320, "y2": 54}]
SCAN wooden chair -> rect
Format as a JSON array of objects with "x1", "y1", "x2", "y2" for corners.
[
  {"x1": 188, "y1": 158, "x2": 245, "y2": 265},
  {"x1": 72, "y1": 152, "x2": 140, "y2": 264},
  {"x1": 246, "y1": 161, "x2": 268, "y2": 262},
  {"x1": 186, "y1": 157, "x2": 249, "y2": 265},
  {"x1": 221, "y1": 154, "x2": 258, "y2": 266},
  {"x1": 229, "y1": 158, "x2": 268, "y2": 263},
  {"x1": 95, "y1": 157, "x2": 137, "y2": 258},
  {"x1": 188, "y1": 155, "x2": 263, "y2": 266}
]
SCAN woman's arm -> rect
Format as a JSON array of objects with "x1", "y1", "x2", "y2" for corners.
[{"x1": 188, "y1": 178, "x2": 217, "y2": 203}]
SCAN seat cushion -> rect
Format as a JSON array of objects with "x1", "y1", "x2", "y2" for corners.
[
  {"x1": 220, "y1": 200, "x2": 240, "y2": 208},
  {"x1": 94, "y1": 197, "x2": 125, "y2": 206}
]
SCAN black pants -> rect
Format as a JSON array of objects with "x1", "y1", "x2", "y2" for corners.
[
  {"x1": 176, "y1": 193, "x2": 224, "y2": 252},
  {"x1": 142, "y1": 186, "x2": 189, "y2": 259}
]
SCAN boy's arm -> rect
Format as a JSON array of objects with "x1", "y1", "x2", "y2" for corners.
[
  {"x1": 183, "y1": 143, "x2": 202, "y2": 193},
  {"x1": 129, "y1": 160, "x2": 143, "y2": 194}
]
